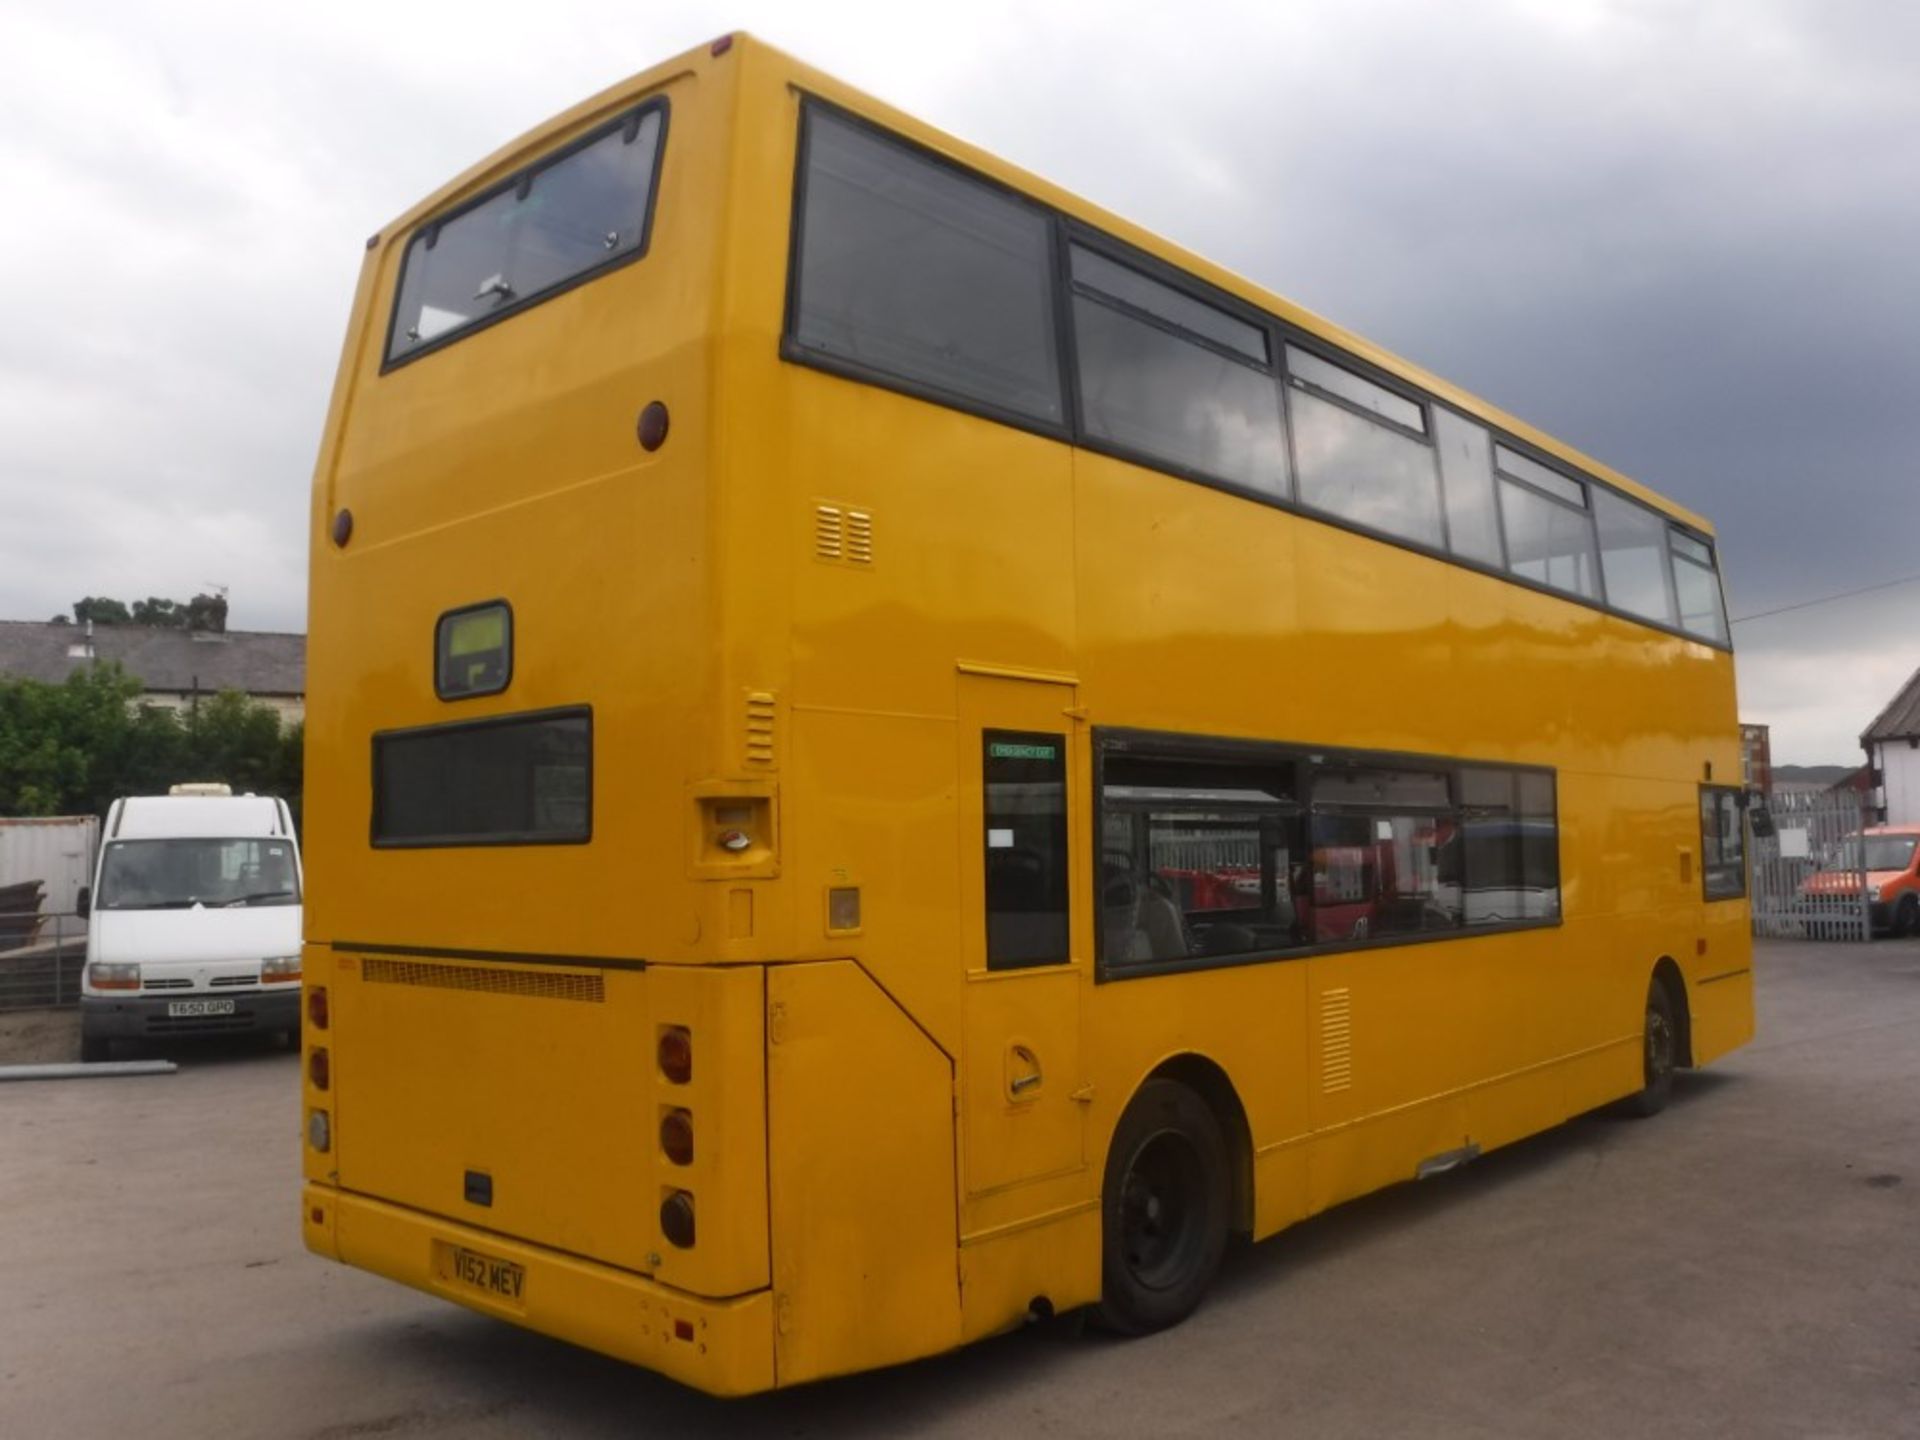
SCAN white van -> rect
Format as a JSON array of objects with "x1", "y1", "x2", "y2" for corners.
[{"x1": 78, "y1": 786, "x2": 303, "y2": 1060}]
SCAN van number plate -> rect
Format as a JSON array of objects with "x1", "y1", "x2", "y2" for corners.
[
  {"x1": 167, "y1": 999, "x2": 236, "y2": 1017},
  {"x1": 448, "y1": 1246, "x2": 525, "y2": 1302}
]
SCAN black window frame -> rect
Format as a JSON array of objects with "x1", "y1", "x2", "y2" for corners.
[
  {"x1": 1093, "y1": 726, "x2": 1561, "y2": 982},
  {"x1": 1699, "y1": 784, "x2": 1747, "y2": 901},
  {"x1": 780, "y1": 99, "x2": 1073, "y2": 444},
  {"x1": 381, "y1": 98, "x2": 671, "y2": 373},
  {"x1": 370, "y1": 704, "x2": 593, "y2": 849},
  {"x1": 778, "y1": 95, "x2": 1733, "y2": 655}
]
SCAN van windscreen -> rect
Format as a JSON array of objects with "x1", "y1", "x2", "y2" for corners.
[{"x1": 97, "y1": 839, "x2": 301, "y2": 910}]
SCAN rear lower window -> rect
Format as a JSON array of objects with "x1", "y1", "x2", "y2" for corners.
[
  {"x1": 386, "y1": 103, "x2": 666, "y2": 365},
  {"x1": 373, "y1": 708, "x2": 591, "y2": 846}
]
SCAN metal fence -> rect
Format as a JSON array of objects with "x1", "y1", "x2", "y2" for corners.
[
  {"x1": 1749, "y1": 789, "x2": 1873, "y2": 942},
  {"x1": 0, "y1": 911, "x2": 87, "y2": 1012}
]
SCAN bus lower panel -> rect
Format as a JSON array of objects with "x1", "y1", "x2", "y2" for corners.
[{"x1": 308, "y1": 1184, "x2": 776, "y2": 1396}]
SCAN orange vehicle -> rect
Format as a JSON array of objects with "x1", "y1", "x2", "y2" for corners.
[{"x1": 1803, "y1": 826, "x2": 1920, "y2": 936}]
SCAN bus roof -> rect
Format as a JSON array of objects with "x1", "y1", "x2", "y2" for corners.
[{"x1": 371, "y1": 33, "x2": 1712, "y2": 536}]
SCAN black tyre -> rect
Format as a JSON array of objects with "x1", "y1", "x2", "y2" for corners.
[
  {"x1": 1095, "y1": 1078, "x2": 1231, "y2": 1335},
  {"x1": 1894, "y1": 895, "x2": 1919, "y2": 939},
  {"x1": 1622, "y1": 979, "x2": 1678, "y2": 1118},
  {"x1": 79, "y1": 1033, "x2": 110, "y2": 1064}
]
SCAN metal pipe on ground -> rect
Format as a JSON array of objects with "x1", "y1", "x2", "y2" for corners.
[{"x1": 0, "y1": 1061, "x2": 177, "y2": 1082}]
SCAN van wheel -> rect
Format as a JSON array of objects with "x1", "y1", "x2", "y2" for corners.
[
  {"x1": 80, "y1": 1034, "x2": 111, "y2": 1064},
  {"x1": 1095, "y1": 1079, "x2": 1230, "y2": 1335},
  {"x1": 1621, "y1": 980, "x2": 1678, "y2": 1118},
  {"x1": 1894, "y1": 895, "x2": 1918, "y2": 938}
]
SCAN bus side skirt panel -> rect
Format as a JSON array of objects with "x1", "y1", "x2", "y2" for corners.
[{"x1": 766, "y1": 959, "x2": 963, "y2": 1386}]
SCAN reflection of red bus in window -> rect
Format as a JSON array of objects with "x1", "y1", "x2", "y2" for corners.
[{"x1": 1310, "y1": 815, "x2": 1453, "y2": 941}]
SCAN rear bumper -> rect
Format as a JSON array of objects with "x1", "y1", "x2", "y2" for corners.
[
  {"x1": 82, "y1": 989, "x2": 301, "y2": 1039},
  {"x1": 303, "y1": 1184, "x2": 776, "y2": 1396}
]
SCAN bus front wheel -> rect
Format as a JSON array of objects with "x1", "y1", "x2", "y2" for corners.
[
  {"x1": 1621, "y1": 979, "x2": 1678, "y2": 1118},
  {"x1": 1095, "y1": 1078, "x2": 1230, "y2": 1335}
]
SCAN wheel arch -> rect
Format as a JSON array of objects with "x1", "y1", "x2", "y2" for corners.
[
  {"x1": 1142, "y1": 1052, "x2": 1254, "y2": 1238},
  {"x1": 1651, "y1": 955, "x2": 1694, "y2": 1068}
]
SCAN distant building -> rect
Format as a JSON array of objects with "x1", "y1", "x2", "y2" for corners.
[
  {"x1": 1739, "y1": 723, "x2": 1772, "y2": 795},
  {"x1": 0, "y1": 620, "x2": 305, "y2": 724},
  {"x1": 1861, "y1": 663, "x2": 1920, "y2": 826}
]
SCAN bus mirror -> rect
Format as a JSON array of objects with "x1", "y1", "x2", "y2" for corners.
[
  {"x1": 75, "y1": 886, "x2": 91, "y2": 918},
  {"x1": 1748, "y1": 804, "x2": 1775, "y2": 839}
]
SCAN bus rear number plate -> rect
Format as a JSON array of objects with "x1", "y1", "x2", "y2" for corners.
[{"x1": 449, "y1": 1246, "x2": 524, "y2": 1302}]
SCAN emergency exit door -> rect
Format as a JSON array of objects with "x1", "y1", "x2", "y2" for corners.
[{"x1": 956, "y1": 670, "x2": 1086, "y2": 1198}]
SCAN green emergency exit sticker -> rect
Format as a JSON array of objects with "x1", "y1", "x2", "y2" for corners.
[{"x1": 989, "y1": 742, "x2": 1057, "y2": 762}]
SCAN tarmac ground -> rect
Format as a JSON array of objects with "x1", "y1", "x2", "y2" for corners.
[{"x1": 1, "y1": 937, "x2": 1916, "y2": 1439}]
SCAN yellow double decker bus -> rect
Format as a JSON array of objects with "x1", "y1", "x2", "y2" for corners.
[{"x1": 299, "y1": 34, "x2": 1754, "y2": 1395}]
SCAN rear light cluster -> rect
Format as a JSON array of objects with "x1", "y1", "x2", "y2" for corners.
[
  {"x1": 306, "y1": 986, "x2": 332, "y2": 1153},
  {"x1": 658, "y1": 1025, "x2": 695, "y2": 1249}
]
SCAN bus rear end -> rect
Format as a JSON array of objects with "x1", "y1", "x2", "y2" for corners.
[{"x1": 298, "y1": 41, "x2": 780, "y2": 1394}]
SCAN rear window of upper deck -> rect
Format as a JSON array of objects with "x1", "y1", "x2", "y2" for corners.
[{"x1": 384, "y1": 103, "x2": 666, "y2": 367}]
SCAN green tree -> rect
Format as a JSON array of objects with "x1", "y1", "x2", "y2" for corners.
[
  {"x1": 0, "y1": 666, "x2": 300, "y2": 823},
  {"x1": 130, "y1": 597, "x2": 184, "y2": 627},
  {"x1": 71, "y1": 597, "x2": 132, "y2": 626}
]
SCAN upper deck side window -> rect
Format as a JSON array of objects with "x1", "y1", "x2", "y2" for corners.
[
  {"x1": 1285, "y1": 345, "x2": 1444, "y2": 549},
  {"x1": 1494, "y1": 443, "x2": 1602, "y2": 601},
  {"x1": 788, "y1": 107, "x2": 1063, "y2": 426},
  {"x1": 1069, "y1": 244, "x2": 1287, "y2": 497},
  {"x1": 778, "y1": 101, "x2": 1729, "y2": 650},
  {"x1": 385, "y1": 103, "x2": 667, "y2": 367}
]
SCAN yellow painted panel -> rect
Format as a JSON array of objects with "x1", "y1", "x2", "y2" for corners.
[{"x1": 767, "y1": 960, "x2": 961, "y2": 1385}]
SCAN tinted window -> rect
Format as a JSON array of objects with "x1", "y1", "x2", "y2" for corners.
[
  {"x1": 1500, "y1": 479, "x2": 1600, "y2": 599},
  {"x1": 374, "y1": 709, "x2": 591, "y2": 846},
  {"x1": 1310, "y1": 765, "x2": 1458, "y2": 940},
  {"x1": 388, "y1": 107, "x2": 664, "y2": 363},
  {"x1": 1594, "y1": 489, "x2": 1678, "y2": 625},
  {"x1": 1072, "y1": 247, "x2": 1266, "y2": 362},
  {"x1": 1291, "y1": 387, "x2": 1445, "y2": 548},
  {"x1": 1671, "y1": 533, "x2": 1729, "y2": 643},
  {"x1": 1700, "y1": 786, "x2": 1745, "y2": 899},
  {"x1": 1286, "y1": 347, "x2": 1425, "y2": 433},
  {"x1": 1457, "y1": 768, "x2": 1561, "y2": 922},
  {"x1": 1495, "y1": 444, "x2": 1585, "y2": 507},
  {"x1": 1073, "y1": 294, "x2": 1287, "y2": 495},
  {"x1": 984, "y1": 732, "x2": 1070, "y2": 968},
  {"x1": 792, "y1": 109, "x2": 1062, "y2": 424},
  {"x1": 1433, "y1": 409, "x2": 1504, "y2": 568},
  {"x1": 1101, "y1": 753, "x2": 1304, "y2": 966}
]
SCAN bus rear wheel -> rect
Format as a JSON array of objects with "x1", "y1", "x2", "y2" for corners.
[
  {"x1": 1095, "y1": 1078, "x2": 1230, "y2": 1335},
  {"x1": 1622, "y1": 979, "x2": 1678, "y2": 1118}
]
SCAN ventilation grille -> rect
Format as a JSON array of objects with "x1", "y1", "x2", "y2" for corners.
[
  {"x1": 1320, "y1": 987, "x2": 1353, "y2": 1093},
  {"x1": 363, "y1": 957, "x2": 605, "y2": 1004},
  {"x1": 745, "y1": 691, "x2": 776, "y2": 766},
  {"x1": 813, "y1": 502, "x2": 874, "y2": 566}
]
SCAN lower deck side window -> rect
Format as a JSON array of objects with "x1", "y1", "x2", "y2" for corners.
[{"x1": 1097, "y1": 731, "x2": 1561, "y2": 975}]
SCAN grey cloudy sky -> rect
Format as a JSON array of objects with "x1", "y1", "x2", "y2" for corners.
[{"x1": 3, "y1": 0, "x2": 1915, "y2": 762}]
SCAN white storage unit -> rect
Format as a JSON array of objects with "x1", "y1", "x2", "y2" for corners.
[{"x1": 0, "y1": 815, "x2": 101, "y2": 916}]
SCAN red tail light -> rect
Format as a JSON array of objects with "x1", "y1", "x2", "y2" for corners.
[
  {"x1": 660, "y1": 1190, "x2": 696, "y2": 1248},
  {"x1": 309, "y1": 1047, "x2": 330, "y2": 1091},
  {"x1": 657, "y1": 1026, "x2": 692, "y2": 1084},
  {"x1": 660, "y1": 1108, "x2": 694, "y2": 1165},
  {"x1": 307, "y1": 986, "x2": 329, "y2": 1030}
]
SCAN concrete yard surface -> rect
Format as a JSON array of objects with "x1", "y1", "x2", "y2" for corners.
[{"x1": 1, "y1": 939, "x2": 1916, "y2": 1439}]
